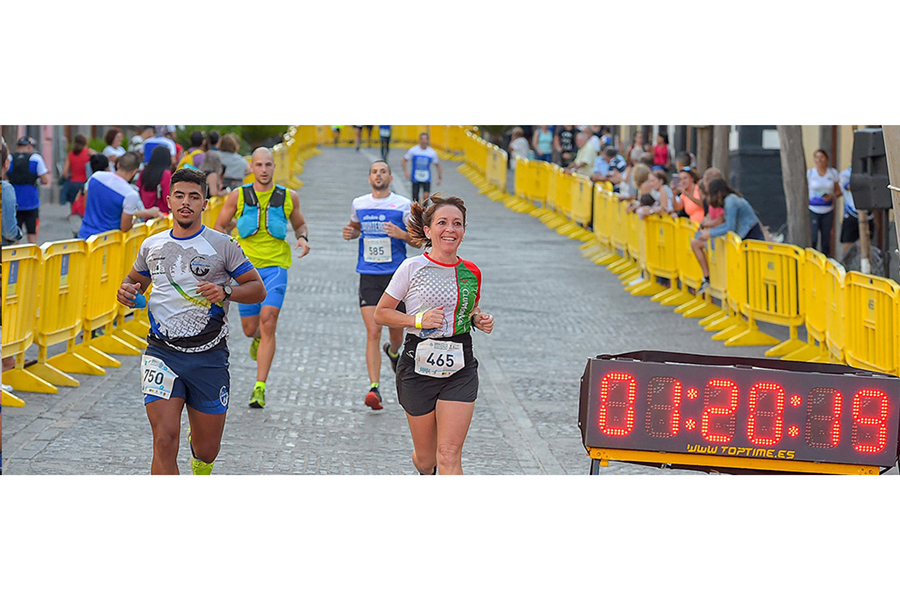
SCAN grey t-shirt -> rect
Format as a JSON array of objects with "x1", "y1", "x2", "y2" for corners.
[
  {"x1": 134, "y1": 225, "x2": 255, "y2": 352},
  {"x1": 220, "y1": 151, "x2": 248, "y2": 180}
]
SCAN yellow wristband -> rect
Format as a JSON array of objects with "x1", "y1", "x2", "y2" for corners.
[{"x1": 415, "y1": 312, "x2": 424, "y2": 329}]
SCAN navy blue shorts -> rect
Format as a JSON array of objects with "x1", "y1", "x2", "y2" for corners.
[{"x1": 143, "y1": 344, "x2": 231, "y2": 415}]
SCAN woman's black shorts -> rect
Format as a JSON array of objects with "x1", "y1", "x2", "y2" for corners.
[{"x1": 395, "y1": 333, "x2": 479, "y2": 417}]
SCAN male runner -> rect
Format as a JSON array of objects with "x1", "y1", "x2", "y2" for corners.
[
  {"x1": 215, "y1": 147, "x2": 311, "y2": 409},
  {"x1": 117, "y1": 168, "x2": 266, "y2": 475},
  {"x1": 342, "y1": 160, "x2": 413, "y2": 409},
  {"x1": 403, "y1": 132, "x2": 442, "y2": 204}
]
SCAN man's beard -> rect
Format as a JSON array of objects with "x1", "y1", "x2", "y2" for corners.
[{"x1": 372, "y1": 181, "x2": 389, "y2": 191}]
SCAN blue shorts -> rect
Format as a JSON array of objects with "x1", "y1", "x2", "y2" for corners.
[
  {"x1": 143, "y1": 344, "x2": 231, "y2": 415},
  {"x1": 238, "y1": 265, "x2": 288, "y2": 317}
]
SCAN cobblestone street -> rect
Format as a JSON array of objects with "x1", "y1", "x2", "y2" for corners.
[{"x1": 2, "y1": 143, "x2": 786, "y2": 475}]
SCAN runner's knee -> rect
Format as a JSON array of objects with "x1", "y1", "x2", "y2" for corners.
[
  {"x1": 436, "y1": 441, "x2": 463, "y2": 467},
  {"x1": 241, "y1": 319, "x2": 259, "y2": 337},
  {"x1": 191, "y1": 438, "x2": 221, "y2": 464},
  {"x1": 259, "y1": 313, "x2": 279, "y2": 335},
  {"x1": 153, "y1": 427, "x2": 180, "y2": 457}
]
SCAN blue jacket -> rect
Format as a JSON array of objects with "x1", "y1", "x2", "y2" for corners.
[
  {"x1": 708, "y1": 193, "x2": 760, "y2": 239},
  {"x1": 2, "y1": 180, "x2": 22, "y2": 244}
]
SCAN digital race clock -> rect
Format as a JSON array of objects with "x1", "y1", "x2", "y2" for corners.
[{"x1": 578, "y1": 351, "x2": 900, "y2": 475}]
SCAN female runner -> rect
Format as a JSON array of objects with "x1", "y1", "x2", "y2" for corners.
[{"x1": 374, "y1": 194, "x2": 493, "y2": 475}]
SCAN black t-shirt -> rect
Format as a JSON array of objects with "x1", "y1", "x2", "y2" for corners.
[{"x1": 557, "y1": 128, "x2": 575, "y2": 153}]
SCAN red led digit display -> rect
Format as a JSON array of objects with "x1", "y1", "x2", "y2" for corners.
[
  {"x1": 701, "y1": 380, "x2": 738, "y2": 444},
  {"x1": 851, "y1": 390, "x2": 889, "y2": 454},
  {"x1": 746, "y1": 383, "x2": 785, "y2": 446},
  {"x1": 805, "y1": 388, "x2": 842, "y2": 448},
  {"x1": 597, "y1": 372, "x2": 636, "y2": 437},
  {"x1": 645, "y1": 376, "x2": 681, "y2": 438},
  {"x1": 579, "y1": 351, "x2": 900, "y2": 471}
]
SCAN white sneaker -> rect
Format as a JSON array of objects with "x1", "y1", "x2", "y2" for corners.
[
  {"x1": 1, "y1": 383, "x2": 12, "y2": 393},
  {"x1": 698, "y1": 279, "x2": 710, "y2": 295}
]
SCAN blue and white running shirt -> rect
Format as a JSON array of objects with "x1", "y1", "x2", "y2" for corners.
[
  {"x1": 350, "y1": 192, "x2": 413, "y2": 275},
  {"x1": 404, "y1": 145, "x2": 439, "y2": 183}
]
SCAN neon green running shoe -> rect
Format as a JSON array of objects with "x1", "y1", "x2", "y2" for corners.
[
  {"x1": 249, "y1": 337, "x2": 260, "y2": 361},
  {"x1": 249, "y1": 385, "x2": 266, "y2": 409}
]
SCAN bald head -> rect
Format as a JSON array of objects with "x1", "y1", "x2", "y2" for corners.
[
  {"x1": 252, "y1": 147, "x2": 274, "y2": 161},
  {"x1": 250, "y1": 147, "x2": 275, "y2": 187}
]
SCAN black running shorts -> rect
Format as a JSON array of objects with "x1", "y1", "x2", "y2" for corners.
[
  {"x1": 359, "y1": 273, "x2": 405, "y2": 311},
  {"x1": 395, "y1": 333, "x2": 479, "y2": 417},
  {"x1": 17, "y1": 208, "x2": 39, "y2": 235}
]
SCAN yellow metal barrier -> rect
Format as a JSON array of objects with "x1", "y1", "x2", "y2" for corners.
[
  {"x1": 781, "y1": 249, "x2": 830, "y2": 362},
  {"x1": 824, "y1": 260, "x2": 847, "y2": 364},
  {"x1": 566, "y1": 174, "x2": 594, "y2": 241},
  {"x1": 738, "y1": 240, "x2": 803, "y2": 352},
  {"x1": 2, "y1": 244, "x2": 52, "y2": 405},
  {"x1": 37, "y1": 239, "x2": 103, "y2": 384},
  {"x1": 631, "y1": 214, "x2": 676, "y2": 297},
  {"x1": 671, "y1": 218, "x2": 712, "y2": 316},
  {"x1": 695, "y1": 235, "x2": 731, "y2": 328},
  {"x1": 114, "y1": 224, "x2": 150, "y2": 348},
  {"x1": 844, "y1": 272, "x2": 900, "y2": 376},
  {"x1": 75, "y1": 231, "x2": 139, "y2": 368}
]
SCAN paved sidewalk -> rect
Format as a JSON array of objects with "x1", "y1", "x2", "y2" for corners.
[{"x1": 4, "y1": 143, "x2": 797, "y2": 475}]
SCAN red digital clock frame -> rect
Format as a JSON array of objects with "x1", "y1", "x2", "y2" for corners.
[{"x1": 578, "y1": 351, "x2": 900, "y2": 475}]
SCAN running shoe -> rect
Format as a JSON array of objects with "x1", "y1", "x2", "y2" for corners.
[
  {"x1": 365, "y1": 385, "x2": 383, "y2": 410},
  {"x1": 383, "y1": 342, "x2": 400, "y2": 373},
  {"x1": 249, "y1": 337, "x2": 260, "y2": 361},
  {"x1": 698, "y1": 279, "x2": 710, "y2": 295},
  {"x1": 249, "y1": 386, "x2": 266, "y2": 409}
]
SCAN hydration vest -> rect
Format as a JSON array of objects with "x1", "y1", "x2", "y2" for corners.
[
  {"x1": 236, "y1": 184, "x2": 288, "y2": 239},
  {"x1": 8, "y1": 152, "x2": 38, "y2": 185}
]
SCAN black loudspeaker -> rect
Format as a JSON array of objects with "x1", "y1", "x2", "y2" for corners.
[{"x1": 850, "y1": 128, "x2": 892, "y2": 210}]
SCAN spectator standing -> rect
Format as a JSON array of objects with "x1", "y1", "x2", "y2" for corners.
[
  {"x1": 6, "y1": 136, "x2": 49, "y2": 244},
  {"x1": 591, "y1": 147, "x2": 627, "y2": 192},
  {"x1": 648, "y1": 170, "x2": 674, "y2": 212},
  {"x1": 532, "y1": 125, "x2": 553, "y2": 162},
  {"x1": 137, "y1": 146, "x2": 173, "y2": 213},
  {"x1": 79, "y1": 152, "x2": 160, "y2": 239},
  {"x1": 807, "y1": 148, "x2": 841, "y2": 257},
  {"x1": 838, "y1": 166, "x2": 873, "y2": 254},
  {"x1": 177, "y1": 130, "x2": 206, "y2": 170},
  {"x1": 142, "y1": 127, "x2": 177, "y2": 166},
  {"x1": 219, "y1": 133, "x2": 250, "y2": 190},
  {"x1": 131, "y1": 126, "x2": 154, "y2": 156},
  {"x1": 554, "y1": 125, "x2": 577, "y2": 167},
  {"x1": 676, "y1": 167, "x2": 704, "y2": 224},
  {"x1": 587, "y1": 126, "x2": 603, "y2": 154},
  {"x1": 2, "y1": 140, "x2": 22, "y2": 246},
  {"x1": 508, "y1": 127, "x2": 531, "y2": 168},
  {"x1": 200, "y1": 147, "x2": 225, "y2": 197},
  {"x1": 653, "y1": 132, "x2": 671, "y2": 171},
  {"x1": 102, "y1": 128, "x2": 127, "y2": 168},
  {"x1": 61, "y1": 134, "x2": 94, "y2": 206},
  {"x1": 626, "y1": 131, "x2": 644, "y2": 167},
  {"x1": 565, "y1": 131, "x2": 599, "y2": 178}
]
